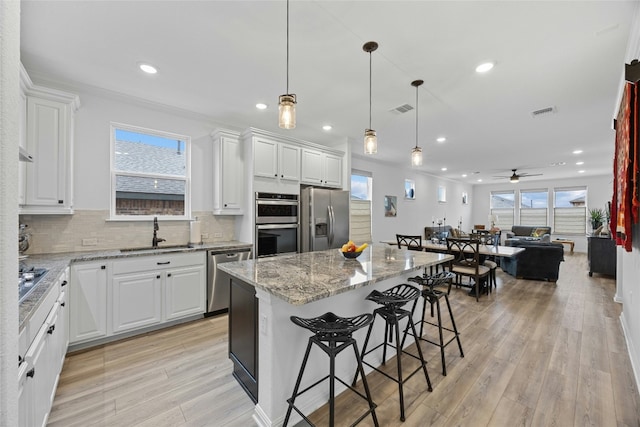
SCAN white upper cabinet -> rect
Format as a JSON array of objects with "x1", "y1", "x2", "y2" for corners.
[
  {"x1": 20, "y1": 66, "x2": 80, "y2": 214},
  {"x1": 253, "y1": 137, "x2": 300, "y2": 182},
  {"x1": 301, "y1": 148, "x2": 343, "y2": 188},
  {"x1": 212, "y1": 129, "x2": 244, "y2": 215}
]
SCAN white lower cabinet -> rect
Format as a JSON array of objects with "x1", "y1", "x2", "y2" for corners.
[
  {"x1": 164, "y1": 264, "x2": 206, "y2": 321},
  {"x1": 70, "y1": 252, "x2": 206, "y2": 346},
  {"x1": 70, "y1": 261, "x2": 108, "y2": 344},
  {"x1": 19, "y1": 267, "x2": 69, "y2": 427},
  {"x1": 111, "y1": 271, "x2": 162, "y2": 334}
]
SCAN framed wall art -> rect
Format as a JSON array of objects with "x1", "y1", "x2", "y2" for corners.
[
  {"x1": 404, "y1": 179, "x2": 415, "y2": 200},
  {"x1": 462, "y1": 192, "x2": 468, "y2": 205},
  {"x1": 438, "y1": 186, "x2": 447, "y2": 203},
  {"x1": 384, "y1": 195, "x2": 397, "y2": 217}
]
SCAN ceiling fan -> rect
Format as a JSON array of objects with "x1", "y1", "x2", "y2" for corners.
[{"x1": 493, "y1": 169, "x2": 543, "y2": 183}]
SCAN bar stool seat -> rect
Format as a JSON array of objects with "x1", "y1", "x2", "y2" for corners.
[
  {"x1": 406, "y1": 271, "x2": 464, "y2": 376},
  {"x1": 283, "y1": 312, "x2": 379, "y2": 427},
  {"x1": 354, "y1": 283, "x2": 432, "y2": 422}
]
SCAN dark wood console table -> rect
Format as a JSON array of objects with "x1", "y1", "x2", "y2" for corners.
[{"x1": 588, "y1": 236, "x2": 616, "y2": 277}]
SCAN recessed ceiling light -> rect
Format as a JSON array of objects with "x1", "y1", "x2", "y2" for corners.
[
  {"x1": 475, "y1": 62, "x2": 494, "y2": 73},
  {"x1": 441, "y1": 167, "x2": 447, "y2": 171},
  {"x1": 256, "y1": 103, "x2": 268, "y2": 110},
  {"x1": 578, "y1": 170, "x2": 586, "y2": 173},
  {"x1": 477, "y1": 179, "x2": 483, "y2": 182},
  {"x1": 139, "y1": 63, "x2": 157, "y2": 74},
  {"x1": 322, "y1": 125, "x2": 332, "y2": 131},
  {"x1": 462, "y1": 174, "x2": 468, "y2": 178},
  {"x1": 436, "y1": 137, "x2": 446, "y2": 143},
  {"x1": 572, "y1": 149, "x2": 583, "y2": 154},
  {"x1": 576, "y1": 161, "x2": 584, "y2": 165}
]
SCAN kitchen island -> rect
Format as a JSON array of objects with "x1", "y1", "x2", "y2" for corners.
[{"x1": 218, "y1": 244, "x2": 452, "y2": 427}]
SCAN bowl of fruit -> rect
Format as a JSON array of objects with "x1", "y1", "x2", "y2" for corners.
[{"x1": 340, "y1": 241, "x2": 368, "y2": 259}]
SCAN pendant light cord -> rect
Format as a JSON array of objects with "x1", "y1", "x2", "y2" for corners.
[
  {"x1": 286, "y1": 0, "x2": 289, "y2": 94},
  {"x1": 369, "y1": 51, "x2": 372, "y2": 129},
  {"x1": 415, "y1": 84, "x2": 419, "y2": 149}
]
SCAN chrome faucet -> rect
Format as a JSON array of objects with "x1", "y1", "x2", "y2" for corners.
[{"x1": 152, "y1": 217, "x2": 166, "y2": 248}]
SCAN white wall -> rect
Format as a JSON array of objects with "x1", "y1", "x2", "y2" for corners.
[
  {"x1": 351, "y1": 156, "x2": 474, "y2": 243},
  {"x1": 618, "y1": 1, "x2": 640, "y2": 397},
  {"x1": 471, "y1": 174, "x2": 612, "y2": 253},
  {"x1": 0, "y1": 1, "x2": 21, "y2": 424},
  {"x1": 65, "y1": 86, "x2": 230, "y2": 211}
]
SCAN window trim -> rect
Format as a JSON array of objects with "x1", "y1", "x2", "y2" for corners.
[
  {"x1": 552, "y1": 186, "x2": 587, "y2": 235},
  {"x1": 109, "y1": 122, "x2": 192, "y2": 221},
  {"x1": 519, "y1": 188, "x2": 549, "y2": 226}
]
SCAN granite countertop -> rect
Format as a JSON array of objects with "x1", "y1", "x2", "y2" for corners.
[
  {"x1": 218, "y1": 244, "x2": 453, "y2": 305},
  {"x1": 19, "y1": 241, "x2": 252, "y2": 331}
]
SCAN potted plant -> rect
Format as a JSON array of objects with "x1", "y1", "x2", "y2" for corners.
[{"x1": 589, "y1": 208, "x2": 605, "y2": 231}]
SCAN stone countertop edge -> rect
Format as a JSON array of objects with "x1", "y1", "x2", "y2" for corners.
[
  {"x1": 218, "y1": 245, "x2": 453, "y2": 306},
  {"x1": 19, "y1": 241, "x2": 253, "y2": 331}
]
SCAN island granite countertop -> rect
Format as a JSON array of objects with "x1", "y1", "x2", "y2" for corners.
[
  {"x1": 19, "y1": 241, "x2": 252, "y2": 331},
  {"x1": 218, "y1": 244, "x2": 452, "y2": 305}
]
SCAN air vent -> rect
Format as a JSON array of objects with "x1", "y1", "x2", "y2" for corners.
[
  {"x1": 390, "y1": 104, "x2": 414, "y2": 114},
  {"x1": 531, "y1": 106, "x2": 556, "y2": 117}
]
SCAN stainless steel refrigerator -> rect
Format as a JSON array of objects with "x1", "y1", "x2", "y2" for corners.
[{"x1": 300, "y1": 187, "x2": 350, "y2": 252}]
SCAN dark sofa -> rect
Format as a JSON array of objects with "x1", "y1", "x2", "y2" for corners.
[
  {"x1": 424, "y1": 225, "x2": 468, "y2": 240},
  {"x1": 501, "y1": 239, "x2": 564, "y2": 282},
  {"x1": 506, "y1": 225, "x2": 552, "y2": 239}
]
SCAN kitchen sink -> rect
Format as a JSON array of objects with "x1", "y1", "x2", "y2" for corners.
[{"x1": 120, "y1": 244, "x2": 193, "y2": 253}]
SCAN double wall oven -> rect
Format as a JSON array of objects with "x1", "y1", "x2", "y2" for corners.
[{"x1": 255, "y1": 192, "x2": 299, "y2": 257}]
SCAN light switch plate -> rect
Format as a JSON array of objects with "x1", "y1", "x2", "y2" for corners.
[{"x1": 82, "y1": 238, "x2": 98, "y2": 246}]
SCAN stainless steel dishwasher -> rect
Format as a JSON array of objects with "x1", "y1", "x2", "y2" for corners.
[{"x1": 206, "y1": 249, "x2": 251, "y2": 316}]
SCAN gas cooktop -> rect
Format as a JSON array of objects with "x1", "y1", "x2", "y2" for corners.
[{"x1": 18, "y1": 267, "x2": 48, "y2": 303}]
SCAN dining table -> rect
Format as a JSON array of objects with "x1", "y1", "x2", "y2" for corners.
[{"x1": 381, "y1": 239, "x2": 526, "y2": 258}]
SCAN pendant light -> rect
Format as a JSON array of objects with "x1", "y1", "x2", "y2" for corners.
[
  {"x1": 278, "y1": 0, "x2": 296, "y2": 129},
  {"x1": 363, "y1": 41, "x2": 379, "y2": 154},
  {"x1": 411, "y1": 79, "x2": 424, "y2": 166}
]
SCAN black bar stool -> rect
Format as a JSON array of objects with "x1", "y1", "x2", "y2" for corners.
[
  {"x1": 283, "y1": 312, "x2": 379, "y2": 427},
  {"x1": 405, "y1": 271, "x2": 464, "y2": 376},
  {"x1": 354, "y1": 283, "x2": 432, "y2": 422}
]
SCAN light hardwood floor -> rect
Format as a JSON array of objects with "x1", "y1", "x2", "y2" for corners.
[{"x1": 49, "y1": 252, "x2": 640, "y2": 426}]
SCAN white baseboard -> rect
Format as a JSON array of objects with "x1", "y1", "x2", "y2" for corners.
[{"x1": 619, "y1": 312, "x2": 640, "y2": 398}]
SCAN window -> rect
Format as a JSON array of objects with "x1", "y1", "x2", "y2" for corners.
[
  {"x1": 351, "y1": 170, "x2": 372, "y2": 201},
  {"x1": 553, "y1": 187, "x2": 586, "y2": 234},
  {"x1": 350, "y1": 170, "x2": 372, "y2": 243},
  {"x1": 520, "y1": 189, "x2": 548, "y2": 226},
  {"x1": 490, "y1": 191, "x2": 515, "y2": 230},
  {"x1": 111, "y1": 123, "x2": 191, "y2": 219}
]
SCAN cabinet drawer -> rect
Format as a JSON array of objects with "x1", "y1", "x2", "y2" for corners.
[{"x1": 112, "y1": 252, "x2": 205, "y2": 275}]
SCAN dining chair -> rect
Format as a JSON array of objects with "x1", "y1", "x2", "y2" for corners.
[
  {"x1": 396, "y1": 234, "x2": 423, "y2": 251},
  {"x1": 472, "y1": 231, "x2": 498, "y2": 292},
  {"x1": 446, "y1": 237, "x2": 491, "y2": 301}
]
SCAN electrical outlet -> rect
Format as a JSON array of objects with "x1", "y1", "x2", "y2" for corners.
[
  {"x1": 82, "y1": 238, "x2": 98, "y2": 246},
  {"x1": 201, "y1": 233, "x2": 209, "y2": 239},
  {"x1": 213, "y1": 232, "x2": 223, "y2": 238}
]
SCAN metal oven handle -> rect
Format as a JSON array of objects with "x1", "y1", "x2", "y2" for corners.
[
  {"x1": 256, "y1": 200, "x2": 299, "y2": 206},
  {"x1": 256, "y1": 223, "x2": 299, "y2": 230}
]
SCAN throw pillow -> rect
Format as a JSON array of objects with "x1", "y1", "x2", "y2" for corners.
[{"x1": 531, "y1": 227, "x2": 548, "y2": 237}]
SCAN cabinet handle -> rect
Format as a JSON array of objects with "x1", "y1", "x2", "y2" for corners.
[
  {"x1": 281, "y1": 174, "x2": 284, "y2": 178},
  {"x1": 274, "y1": 174, "x2": 278, "y2": 177},
  {"x1": 47, "y1": 324, "x2": 55, "y2": 334},
  {"x1": 101, "y1": 265, "x2": 106, "y2": 270},
  {"x1": 61, "y1": 280, "x2": 68, "y2": 287},
  {"x1": 157, "y1": 261, "x2": 170, "y2": 265},
  {"x1": 58, "y1": 200, "x2": 64, "y2": 204},
  {"x1": 61, "y1": 302, "x2": 66, "y2": 307},
  {"x1": 18, "y1": 355, "x2": 23, "y2": 364},
  {"x1": 224, "y1": 204, "x2": 227, "y2": 207},
  {"x1": 27, "y1": 368, "x2": 35, "y2": 378},
  {"x1": 156, "y1": 275, "x2": 161, "y2": 279}
]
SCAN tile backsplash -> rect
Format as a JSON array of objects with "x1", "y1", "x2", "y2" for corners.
[{"x1": 19, "y1": 210, "x2": 237, "y2": 254}]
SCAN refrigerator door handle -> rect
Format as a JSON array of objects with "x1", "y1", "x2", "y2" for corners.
[{"x1": 328, "y1": 205, "x2": 335, "y2": 246}]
